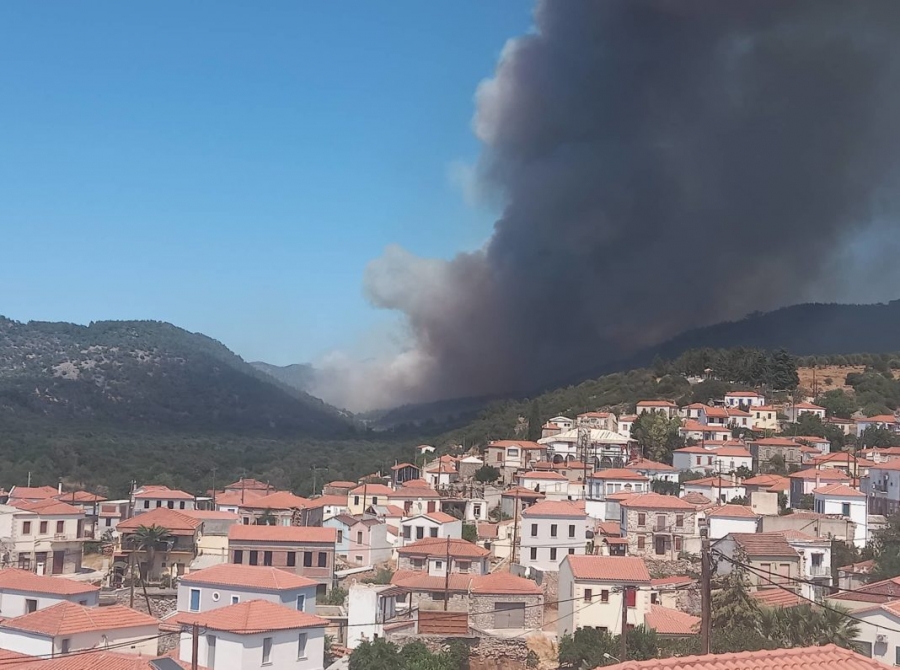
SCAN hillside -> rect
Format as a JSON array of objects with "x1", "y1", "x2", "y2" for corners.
[
  {"x1": 250, "y1": 361, "x2": 317, "y2": 393},
  {"x1": 0, "y1": 317, "x2": 351, "y2": 435}
]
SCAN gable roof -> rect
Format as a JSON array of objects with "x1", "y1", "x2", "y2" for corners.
[
  {"x1": 349, "y1": 484, "x2": 394, "y2": 496},
  {"x1": 228, "y1": 525, "x2": 336, "y2": 544},
  {"x1": 8, "y1": 486, "x2": 59, "y2": 500},
  {"x1": 18, "y1": 651, "x2": 195, "y2": 670},
  {"x1": 487, "y1": 440, "x2": 543, "y2": 449},
  {"x1": 239, "y1": 491, "x2": 311, "y2": 510},
  {"x1": 564, "y1": 555, "x2": 651, "y2": 582},
  {"x1": 521, "y1": 500, "x2": 587, "y2": 518},
  {"x1": 397, "y1": 537, "x2": 489, "y2": 559},
  {"x1": 302, "y1": 494, "x2": 349, "y2": 510},
  {"x1": 600, "y1": 645, "x2": 886, "y2": 670},
  {"x1": 168, "y1": 599, "x2": 327, "y2": 634},
  {"x1": 391, "y1": 570, "x2": 472, "y2": 593},
  {"x1": 728, "y1": 533, "x2": 798, "y2": 558},
  {"x1": 750, "y1": 588, "x2": 802, "y2": 608},
  {"x1": 0, "y1": 568, "x2": 99, "y2": 596},
  {"x1": 705, "y1": 505, "x2": 758, "y2": 519},
  {"x1": 788, "y1": 468, "x2": 851, "y2": 481},
  {"x1": 620, "y1": 493, "x2": 695, "y2": 511},
  {"x1": 644, "y1": 604, "x2": 699, "y2": 635},
  {"x1": 500, "y1": 487, "x2": 546, "y2": 499},
  {"x1": 133, "y1": 486, "x2": 194, "y2": 500},
  {"x1": 589, "y1": 469, "x2": 649, "y2": 481},
  {"x1": 117, "y1": 508, "x2": 201, "y2": 535},
  {"x1": 625, "y1": 459, "x2": 676, "y2": 472},
  {"x1": 519, "y1": 470, "x2": 568, "y2": 481},
  {"x1": 470, "y1": 572, "x2": 542, "y2": 595},
  {"x1": 1, "y1": 602, "x2": 156, "y2": 636},
  {"x1": 55, "y1": 491, "x2": 107, "y2": 504},
  {"x1": 830, "y1": 575, "x2": 900, "y2": 603},
  {"x1": 13, "y1": 499, "x2": 83, "y2": 516},
  {"x1": 180, "y1": 564, "x2": 317, "y2": 591},
  {"x1": 813, "y1": 484, "x2": 865, "y2": 498},
  {"x1": 637, "y1": 400, "x2": 677, "y2": 408}
]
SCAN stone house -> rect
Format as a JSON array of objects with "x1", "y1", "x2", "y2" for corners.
[
  {"x1": 237, "y1": 491, "x2": 317, "y2": 527},
  {"x1": 713, "y1": 532, "x2": 801, "y2": 592},
  {"x1": 396, "y1": 537, "x2": 489, "y2": 576},
  {"x1": 117, "y1": 507, "x2": 201, "y2": 581},
  {"x1": 468, "y1": 572, "x2": 543, "y2": 631},
  {"x1": 619, "y1": 493, "x2": 698, "y2": 559},
  {"x1": 749, "y1": 437, "x2": 805, "y2": 471}
]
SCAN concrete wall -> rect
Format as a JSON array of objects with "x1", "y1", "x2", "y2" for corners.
[
  {"x1": 180, "y1": 626, "x2": 325, "y2": 670},
  {"x1": 0, "y1": 589, "x2": 99, "y2": 619},
  {"x1": 177, "y1": 582, "x2": 317, "y2": 615}
]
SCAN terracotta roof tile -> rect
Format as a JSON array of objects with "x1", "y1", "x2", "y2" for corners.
[
  {"x1": 620, "y1": 493, "x2": 695, "y2": 511},
  {"x1": 182, "y1": 510, "x2": 240, "y2": 521},
  {"x1": 601, "y1": 645, "x2": 885, "y2": 670},
  {"x1": 168, "y1": 599, "x2": 327, "y2": 634},
  {"x1": 21, "y1": 651, "x2": 197, "y2": 670},
  {"x1": 0, "y1": 569, "x2": 99, "y2": 596},
  {"x1": 228, "y1": 525, "x2": 336, "y2": 544},
  {"x1": 239, "y1": 491, "x2": 310, "y2": 510},
  {"x1": 637, "y1": 400, "x2": 677, "y2": 407},
  {"x1": 326, "y1": 481, "x2": 357, "y2": 488},
  {"x1": 397, "y1": 538, "x2": 489, "y2": 559},
  {"x1": 501, "y1": 487, "x2": 546, "y2": 499},
  {"x1": 13, "y1": 499, "x2": 83, "y2": 516},
  {"x1": 133, "y1": 486, "x2": 194, "y2": 500},
  {"x1": 1, "y1": 602, "x2": 156, "y2": 636},
  {"x1": 54, "y1": 491, "x2": 107, "y2": 503},
  {"x1": 423, "y1": 511, "x2": 457, "y2": 524},
  {"x1": 838, "y1": 559, "x2": 875, "y2": 574},
  {"x1": 626, "y1": 459, "x2": 676, "y2": 472},
  {"x1": 651, "y1": 575, "x2": 693, "y2": 587},
  {"x1": 705, "y1": 505, "x2": 758, "y2": 519},
  {"x1": 814, "y1": 484, "x2": 865, "y2": 498},
  {"x1": 477, "y1": 523, "x2": 499, "y2": 539},
  {"x1": 750, "y1": 589, "x2": 802, "y2": 608},
  {"x1": 728, "y1": 533, "x2": 798, "y2": 558},
  {"x1": 213, "y1": 489, "x2": 269, "y2": 506},
  {"x1": 391, "y1": 570, "x2": 472, "y2": 592},
  {"x1": 349, "y1": 484, "x2": 394, "y2": 496},
  {"x1": 117, "y1": 508, "x2": 201, "y2": 534},
  {"x1": 644, "y1": 604, "x2": 699, "y2": 635},
  {"x1": 564, "y1": 556, "x2": 651, "y2": 582},
  {"x1": 519, "y1": 471, "x2": 568, "y2": 481},
  {"x1": 596, "y1": 521, "x2": 622, "y2": 537},
  {"x1": 788, "y1": 469, "x2": 850, "y2": 481},
  {"x1": 681, "y1": 493, "x2": 713, "y2": 506},
  {"x1": 830, "y1": 576, "x2": 900, "y2": 603},
  {"x1": 302, "y1": 494, "x2": 349, "y2": 509},
  {"x1": 471, "y1": 572, "x2": 542, "y2": 595},
  {"x1": 521, "y1": 500, "x2": 588, "y2": 518},
  {"x1": 589, "y1": 469, "x2": 649, "y2": 481},
  {"x1": 8, "y1": 486, "x2": 59, "y2": 500},
  {"x1": 181, "y1": 564, "x2": 317, "y2": 590},
  {"x1": 725, "y1": 391, "x2": 763, "y2": 397},
  {"x1": 388, "y1": 485, "x2": 441, "y2": 499}
]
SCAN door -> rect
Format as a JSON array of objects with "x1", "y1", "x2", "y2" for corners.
[
  {"x1": 52, "y1": 550, "x2": 65, "y2": 575},
  {"x1": 493, "y1": 602, "x2": 526, "y2": 629},
  {"x1": 654, "y1": 536, "x2": 667, "y2": 556},
  {"x1": 207, "y1": 635, "x2": 216, "y2": 668}
]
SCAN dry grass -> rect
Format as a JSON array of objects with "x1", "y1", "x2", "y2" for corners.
[{"x1": 797, "y1": 365, "x2": 898, "y2": 395}]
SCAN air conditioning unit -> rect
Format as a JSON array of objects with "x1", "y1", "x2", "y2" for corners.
[{"x1": 877, "y1": 634, "x2": 888, "y2": 644}]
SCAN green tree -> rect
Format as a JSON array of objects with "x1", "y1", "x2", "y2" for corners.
[
  {"x1": 349, "y1": 638, "x2": 403, "y2": 670},
  {"x1": 786, "y1": 414, "x2": 826, "y2": 438},
  {"x1": 131, "y1": 524, "x2": 172, "y2": 581},
  {"x1": 711, "y1": 563, "x2": 759, "y2": 631},
  {"x1": 767, "y1": 453, "x2": 788, "y2": 476},
  {"x1": 527, "y1": 400, "x2": 542, "y2": 442},
  {"x1": 870, "y1": 511, "x2": 900, "y2": 582},
  {"x1": 817, "y1": 389, "x2": 857, "y2": 419},
  {"x1": 362, "y1": 566, "x2": 395, "y2": 585},
  {"x1": 768, "y1": 349, "x2": 800, "y2": 390},
  {"x1": 860, "y1": 426, "x2": 900, "y2": 449},
  {"x1": 631, "y1": 412, "x2": 683, "y2": 463},
  {"x1": 318, "y1": 586, "x2": 348, "y2": 606},
  {"x1": 651, "y1": 479, "x2": 681, "y2": 496},
  {"x1": 473, "y1": 464, "x2": 501, "y2": 483},
  {"x1": 625, "y1": 625, "x2": 659, "y2": 661},
  {"x1": 558, "y1": 627, "x2": 618, "y2": 669},
  {"x1": 462, "y1": 523, "x2": 478, "y2": 543}
]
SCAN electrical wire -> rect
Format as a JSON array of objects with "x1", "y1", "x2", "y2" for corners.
[{"x1": 0, "y1": 631, "x2": 182, "y2": 667}]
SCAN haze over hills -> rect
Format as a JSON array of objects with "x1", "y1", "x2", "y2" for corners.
[
  {"x1": 0, "y1": 317, "x2": 351, "y2": 435},
  {"x1": 249, "y1": 361, "x2": 317, "y2": 394}
]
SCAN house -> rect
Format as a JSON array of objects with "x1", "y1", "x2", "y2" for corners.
[
  {"x1": 117, "y1": 508, "x2": 202, "y2": 580},
  {"x1": 347, "y1": 484, "x2": 394, "y2": 516},
  {"x1": 760, "y1": 510, "x2": 858, "y2": 548},
  {"x1": 644, "y1": 604, "x2": 700, "y2": 637},
  {"x1": 0, "y1": 568, "x2": 99, "y2": 617},
  {"x1": 724, "y1": 391, "x2": 766, "y2": 408},
  {"x1": 386, "y1": 480, "x2": 443, "y2": 517},
  {"x1": 749, "y1": 437, "x2": 806, "y2": 471},
  {"x1": 171, "y1": 599, "x2": 328, "y2": 670},
  {"x1": 625, "y1": 459, "x2": 678, "y2": 484},
  {"x1": 827, "y1": 574, "x2": 900, "y2": 610},
  {"x1": 177, "y1": 563, "x2": 318, "y2": 615},
  {"x1": 457, "y1": 456, "x2": 484, "y2": 481},
  {"x1": 672, "y1": 445, "x2": 720, "y2": 474},
  {"x1": 775, "y1": 530, "x2": 831, "y2": 602},
  {"x1": 424, "y1": 455, "x2": 459, "y2": 489},
  {"x1": 577, "y1": 412, "x2": 618, "y2": 432},
  {"x1": 682, "y1": 476, "x2": 746, "y2": 504},
  {"x1": 549, "y1": 415, "x2": 575, "y2": 431},
  {"x1": 389, "y1": 463, "x2": 421, "y2": 487},
  {"x1": 323, "y1": 514, "x2": 354, "y2": 558},
  {"x1": 826, "y1": 416, "x2": 856, "y2": 435},
  {"x1": 710, "y1": 444, "x2": 754, "y2": 474},
  {"x1": 785, "y1": 401, "x2": 826, "y2": 422},
  {"x1": 183, "y1": 509, "x2": 239, "y2": 562},
  {"x1": 585, "y1": 469, "x2": 649, "y2": 518},
  {"x1": 649, "y1": 575, "x2": 694, "y2": 609},
  {"x1": 713, "y1": 532, "x2": 800, "y2": 592},
  {"x1": 533, "y1": 460, "x2": 594, "y2": 484},
  {"x1": 750, "y1": 405, "x2": 780, "y2": 431},
  {"x1": 484, "y1": 440, "x2": 545, "y2": 474},
  {"x1": 132, "y1": 485, "x2": 196, "y2": 514},
  {"x1": 54, "y1": 490, "x2": 106, "y2": 539},
  {"x1": 862, "y1": 460, "x2": 900, "y2": 515},
  {"x1": 808, "y1": 451, "x2": 872, "y2": 476},
  {"x1": 0, "y1": 499, "x2": 87, "y2": 575},
  {"x1": 848, "y1": 600, "x2": 900, "y2": 661},
  {"x1": 0, "y1": 602, "x2": 158, "y2": 657},
  {"x1": 795, "y1": 435, "x2": 832, "y2": 455},
  {"x1": 479, "y1": 519, "x2": 514, "y2": 560},
  {"x1": 788, "y1": 469, "x2": 851, "y2": 508},
  {"x1": 96, "y1": 499, "x2": 130, "y2": 535},
  {"x1": 213, "y1": 489, "x2": 269, "y2": 514},
  {"x1": 618, "y1": 415, "x2": 637, "y2": 438},
  {"x1": 323, "y1": 515, "x2": 390, "y2": 567},
  {"x1": 636, "y1": 400, "x2": 679, "y2": 419},
  {"x1": 679, "y1": 421, "x2": 732, "y2": 443},
  {"x1": 619, "y1": 493, "x2": 698, "y2": 559},
  {"x1": 322, "y1": 481, "x2": 357, "y2": 497},
  {"x1": 500, "y1": 487, "x2": 545, "y2": 518},
  {"x1": 396, "y1": 538, "x2": 489, "y2": 576},
  {"x1": 725, "y1": 407, "x2": 753, "y2": 430},
  {"x1": 6, "y1": 486, "x2": 60, "y2": 505},
  {"x1": 704, "y1": 505, "x2": 759, "y2": 540},
  {"x1": 813, "y1": 484, "x2": 868, "y2": 547},
  {"x1": 398, "y1": 512, "x2": 462, "y2": 548},
  {"x1": 741, "y1": 474, "x2": 791, "y2": 497},
  {"x1": 557, "y1": 555, "x2": 652, "y2": 636},
  {"x1": 540, "y1": 429, "x2": 631, "y2": 467},
  {"x1": 598, "y1": 645, "x2": 886, "y2": 670},
  {"x1": 346, "y1": 583, "x2": 405, "y2": 648},
  {"x1": 520, "y1": 500, "x2": 589, "y2": 572},
  {"x1": 516, "y1": 471, "x2": 569, "y2": 498},
  {"x1": 836, "y1": 559, "x2": 874, "y2": 592},
  {"x1": 237, "y1": 492, "x2": 313, "y2": 527},
  {"x1": 856, "y1": 414, "x2": 900, "y2": 437},
  {"x1": 302, "y1": 494, "x2": 349, "y2": 522},
  {"x1": 227, "y1": 525, "x2": 337, "y2": 594},
  {"x1": 699, "y1": 405, "x2": 730, "y2": 426},
  {"x1": 469, "y1": 572, "x2": 544, "y2": 632}
]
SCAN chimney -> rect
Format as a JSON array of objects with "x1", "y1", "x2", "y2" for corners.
[
  {"x1": 731, "y1": 472, "x2": 737, "y2": 486},
  {"x1": 58, "y1": 480, "x2": 62, "y2": 495},
  {"x1": 815, "y1": 472, "x2": 821, "y2": 490}
]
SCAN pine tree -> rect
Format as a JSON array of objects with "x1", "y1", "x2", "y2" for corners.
[{"x1": 527, "y1": 400, "x2": 542, "y2": 442}]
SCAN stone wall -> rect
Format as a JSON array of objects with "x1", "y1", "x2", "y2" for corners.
[
  {"x1": 409, "y1": 591, "x2": 469, "y2": 612},
  {"x1": 110, "y1": 588, "x2": 178, "y2": 655},
  {"x1": 469, "y1": 593, "x2": 543, "y2": 631},
  {"x1": 386, "y1": 635, "x2": 532, "y2": 665}
]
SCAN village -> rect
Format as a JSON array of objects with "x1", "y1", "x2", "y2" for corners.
[{"x1": 0, "y1": 390, "x2": 896, "y2": 669}]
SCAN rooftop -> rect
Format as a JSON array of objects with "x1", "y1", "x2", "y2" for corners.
[
  {"x1": 599, "y1": 645, "x2": 886, "y2": 670},
  {"x1": 239, "y1": 491, "x2": 311, "y2": 510},
  {"x1": 564, "y1": 555, "x2": 651, "y2": 582},
  {"x1": 397, "y1": 537, "x2": 489, "y2": 559},
  {"x1": 521, "y1": 500, "x2": 587, "y2": 518},
  {"x1": 180, "y1": 564, "x2": 317, "y2": 591},
  {"x1": 133, "y1": 486, "x2": 194, "y2": 500},
  {"x1": 625, "y1": 459, "x2": 676, "y2": 472},
  {"x1": 470, "y1": 571, "x2": 542, "y2": 595},
  {"x1": 813, "y1": 484, "x2": 865, "y2": 498},
  {"x1": 13, "y1": 498, "x2": 83, "y2": 516},
  {"x1": 0, "y1": 568, "x2": 99, "y2": 596},
  {"x1": 168, "y1": 599, "x2": 327, "y2": 634},
  {"x1": 349, "y1": 484, "x2": 394, "y2": 496},
  {"x1": 8, "y1": 486, "x2": 59, "y2": 500},
  {"x1": 518, "y1": 470, "x2": 568, "y2": 481},
  {"x1": 705, "y1": 505, "x2": 758, "y2": 519},
  {"x1": 727, "y1": 533, "x2": 798, "y2": 558},
  {"x1": 750, "y1": 588, "x2": 802, "y2": 608},
  {"x1": 228, "y1": 525, "x2": 337, "y2": 544},
  {"x1": 620, "y1": 493, "x2": 695, "y2": 511},
  {"x1": 788, "y1": 469, "x2": 851, "y2": 481},
  {"x1": 1, "y1": 602, "x2": 156, "y2": 636},
  {"x1": 589, "y1": 468, "x2": 649, "y2": 481},
  {"x1": 117, "y1": 508, "x2": 201, "y2": 535},
  {"x1": 644, "y1": 604, "x2": 699, "y2": 635}
]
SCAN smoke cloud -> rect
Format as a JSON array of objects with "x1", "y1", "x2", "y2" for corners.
[{"x1": 315, "y1": 0, "x2": 900, "y2": 412}]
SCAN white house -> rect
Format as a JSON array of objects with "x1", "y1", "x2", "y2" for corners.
[
  {"x1": 618, "y1": 415, "x2": 637, "y2": 439},
  {"x1": 679, "y1": 422, "x2": 732, "y2": 444},
  {"x1": 814, "y1": 484, "x2": 869, "y2": 548},
  {"x1": 636, "y1": 400, "x2": 679, "y2": 419},
  {"x1": 557, "y1": 555, "x2": 652, "y2": 636},
  {"x1": 785, "y1": 402, "x2": 826, "y2": 423},
  {"x1": 682, "y1": 476, "x2": 746, "y2": 504},
  {"x1": 624, "y1": 459, "x2": 678, "y2": 484},
  {"x1": 520, "y1": 500, "x2": 589, "y2": 573},
  {"x1": 0, "y1": 500, "x2": 87, "y2": 575},
  {"x1": 0, "y1": 568, "x2": 99, "y2": 618},
  {"x1": 711, "y1": 445, "x2": 754, "y2": 473},
  {"x1": 172, "y1": 599, "x2": 328, "y2": 670},
  {"x1": 550, "y1": 416, "x2": 576, "y2": 431},
  {"x1": 862, "y1": 461, "x2": 900, "y2": 516},
  {"x1": 399, "y1": 512, "x2": 462, "y2": 548},
  {"x1": 779, "y1": 530, "x2": 832, "y2": 602},
  {"x1": 346, "y1": 583, "x2": 401, "y2": 649},
  {"x1": 585, "y1": 469, "x2": 649, "y2": 519},
  {"x1": 856, "y1": 414, "x2": 900, "y2": 438},
  {"x1": 178, "y1": 564, "x2": 318, "y2": 615},
  {"x1": 704, "y1": 505, "x2": 759, "y2": 540},
  {"x1": 0, "y1": 602, "x2": 158, "y2": 657},
  {"x1": 132, "y1": 485, "x2": 196, "y2": 514},
  {"x1": 724, "y1": 391, "x2": 766, "y2": 408},
  {"x1": 672, "y1": 446, "x2": 718, "y2": 473},
  {"x1": 517, "y1": 471, "x2": 569, "y2": 499},
  {"x1": 848, "y1": 600, "x2": 900, "y2": 661}
]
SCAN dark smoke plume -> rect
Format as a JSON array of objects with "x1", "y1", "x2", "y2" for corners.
[{"x1": 317, "y1": 0, "x2": 900, "y2": 411}]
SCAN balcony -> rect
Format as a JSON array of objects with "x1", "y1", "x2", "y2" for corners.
[{"x1": 808, "y1": 564, "x2": 830, "y2": 578}]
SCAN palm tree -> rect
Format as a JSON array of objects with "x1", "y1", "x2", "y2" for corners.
[
  {"x1": 256, "y1": 509, "x2": 277, "y2": 526},
  {"x1": 131, "y1": 524, "x2": 172, "y2": 613},
  {"x1": 815, "y1": 605, "x2": 860, "y2": 649}
]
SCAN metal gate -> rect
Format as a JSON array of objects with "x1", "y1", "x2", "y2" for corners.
[{"x1": 493, "y1": 602, "x2": 525, "y2": 629}]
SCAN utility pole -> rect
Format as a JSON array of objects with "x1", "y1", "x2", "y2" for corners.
[
  {"x1": 620, "y1": 587, "x2": 629, "y2": 661},
  {"x1": 129, "y1": 550, "x2": 135, "y2": 609},
  {"x1": 443, "y1": 535, "x2": 451, "y2": 611},
  {"x1": 211, "y1": 466, "x2": 217, "y2": 510},
  {"x1": 510, "y1": 495, "x2": 519, "y2": 564},
  {"x1": 191, "y1": 622, "x2": 200, "y2": 670},
  {"x1": 700, "y1": 528, "x2": 711, "y2": 654}
]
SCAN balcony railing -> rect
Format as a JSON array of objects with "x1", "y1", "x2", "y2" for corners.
[{"x1": 808, "y1": 565, "x2": 830, "y2": 577}]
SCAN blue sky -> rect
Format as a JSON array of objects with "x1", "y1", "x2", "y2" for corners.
[{"x1": 0, "y1": 2, "x2": 531, "y2": 363}]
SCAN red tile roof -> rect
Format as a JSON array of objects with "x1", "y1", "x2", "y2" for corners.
[
  {"x1": 302, "y1": 494, "x2": 349, "y2": 509},
  {"x1": 839, "y1": 559, "x2": 875, "y2": 574},
  {"x1": 637, "y1": 400, "x2": 677, "y2": 407},
  {"x1": 750, "y1": 588, "x2": 802, "y2": 608},
  {"x1": 423, "y1": 511, "x2": 458, "y2": 524},
  {"x1": 644, "y1": 604, "x2": 699, "y2": 635},
  {"x1": 681, "y1": 493, "x2": 713, "y2": 506},
  {"x1": 519, "y1": 471, "x2": 568, "y2": 481},
  {"x1": 349, "y1": 484, "x2": 394, "y2": 496},
  {"x1": 181, "y1": 564, "x2": 317, "y2": 590},
  {"x1": 651, "y1": 575, "x2": 693, "y2": 588},
  {"x1": 521, "y1": 500, "x2": 587, "y2": 518},
  {"x1": 705, "y1": 505, "x2": 758, "y2": 519},
  {"x1": 213, "y1": 489, "x2": 270, "y2": 506},
  {"x1": 8, "y1": 486, "x2": 59, "y2": 500},
  {"x1": 224, "y1": 478, "x2": 272, "y2": 491},
  {"x1": 813, "y1": 484, "x2": 865, "y2": 498},
  {"x1": 1, "y1": 602, "x2": 156, "y2": 636},
  {"x1": 589, "y1": 469, "x2": 649, "y2": 481},
  {"x1": 0, "y1": 568, "x2": 99, "y2": 596},
  {"x1": 621, "y1": 493, "x2": 695, "y2": 511},
  {"x1": 182, "y1": 510, "x2": 240, "y2": 521},
  {"x1": 859, "y1": 414, "x2": 898, "y2": 423},
  {"x1": 626, "y1": 459, "x2": 676, "y2": 472},
  {"x1": 477, "y1": 523, "x2": 499, "y2": 539},
  {"x1": 228, "y1": 525, "x2": 336, "y2": 544},
  {"x1": 133, "y1": 486, "x2": 194, "y2": 500},
  {"x1": 794, "y1": 402, "x2": 825, "y2": 410},
  {"x1": 684, "y1": 476, "x2": 740, "y2": 489},
  {"x1": 830, "y1": 576, "x2": 900, "y2": 603},
  {"x1": 168, "y1": 599, "x2": 327, "y2": 634},
  {"x1": 500, "y1": 487, "x2": 546, "y2": 499},
  {"x1": 239, "y1": 491, "x2": 310, "y2": 510},
  {"x1": 388, "y1": 485, "x2": 442, "y2": 499},
  {"x1": 55, "y1": 491, "x2": 107, "y2": 503},
  {"x1": 564, "y1": 555, "x2": 651, "y2": 582},
  {"x1": 729, "y1": 533, "x2": 798, "y2": 558},
  {"x1": 788, "y1": 468, "x2": 850, "y2": 481},
  {"x1": 13, "y1": 499, "x2": 83, "y2": 516},
  {"x1": 391, "y1": 463, "x2": 417, "y2": 470},
  {"x1": 117, "y1": 508, "x2": 201, "y2": 535},
  {"x1": 470, "y1": 572, "x2": 542, "y2": 595},
  {"x1": 601, "y1": 645, "x2": 885, "y2": 670},
  {"x1": 726, "y1": 391, "x2": 762, "y2": 397},
  {"x1": 397, "y1": 537, "x2": 489, "y2": 559},
  {"x1": 391, "y1": 570, "x2": 472, "y2": 592},
  {"x1": 596, "y1": 521, "x2": 622, "y2": 537},
  {"x1": 713, "y1": 446, "x2": 752, "y2": 458},
  {"x1": 326, "y1": 481, "x2": 357, "y2": 488},
  {"x1": 488, "y1": 440, "x2": 543, "y2": 449},
  {"x1": 22, "y1": 651, "x2": 196, "y2": 670}
]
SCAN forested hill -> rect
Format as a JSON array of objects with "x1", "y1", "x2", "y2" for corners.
[{"x1": 0, "y1": 317, "x2": 351, "y2": 435}]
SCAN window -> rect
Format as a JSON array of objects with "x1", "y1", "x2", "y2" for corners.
[
  {"x1": 303, "y1": 552, "x2": 313, "y2": 567},
  {"x1": 233, "y1": 550, "x2": 243, "y2": 564},
  {"x1": 637, "y1": 536, "x2": 645, "y2": 550},
  {"x1": 318, "y1": 552, "x2": 327, "y2": 567},
  {"x1": 895, "y1": 646, "x2": 900, "y2": 667},
  {"x1": 584, "y1": 589, "x2": 593, "y2": 602},
  {"x1": 695, "y1": 456, "x2": 701, "y2": 465},
  {"x1": 496, "y1": 452, "x2": 502, "y2": 462},
  {"x1": 435, "y1": 560, "x2": 444, "y2": 570},
  {"x1": 402, "y1": 526, "x2": 410, "y2": 539},
  {"x1": 473, "y1": 504, "x2": 482, "y2": 517},
  {"x1": 105, "y1": 518, "x2": 112, "y2": 527},
  {"x1": 156, "y1": 501, "x2": 162, "y2": 507},
  {"x1": 675, "y1": 514, "x2": 684, "y2": 528},
  {"x1": 651, "y1": 593, "x2": 658, "y2": 604},
  {"x1": 429, "y1": 528, "x2": 438, "y2": 538},
  {"x1": 842, "y1": 502, "x2": 851, "y2": 516},
  {"x1": 458, "y1": 561, "x2": 470, "y2": 572},
  {"x1": 531, "y1": 523, "x2": 538, "y2": 537},
  {"x1": 231, "y1": 595, "x2": 240, "y2": 604},
  {"x1": 708, "y1": 456, "x2": 714, "y2": 465},
  {"x1": 287, "y1": 552, "x2": 296, "y2": 567},
  {"x1": 354, "y1": 496, "x2": 360, "y2": 506},
  {"x1": 530, "y1": 547, "x2": 537, "y2": 560},
  {"x1": 431, "y1": 592, "x2": 444, "y2": 600},
  {"x1": 263, "y1": 551, "x2": 273, "y2": 566},
  {"x1": 56, "y1": 520, "x2": 65, "y2": 534},
  {"x1": 569, "y1": 547, "x2": 575, "y2": 555},
  {"x1": 143, "y1": 500, "x2": 150, "y2": 509},
  {"x1": 39, "y1": 521, "x2": 48, "y2": 534},
  {"x1": 167, "y1": 501, "x2": 174, "y2": 509},
  {"x1": 61, "y1": 639, "x2": 70, "y2": 654},
  {"x1": 189, "y1": 588, "x2": 201, "y2": 612},
  {"x1": 416, "y1": 527, "x2": 424, "y2": 539},
  {"x1": 207, "y1": 635, "x2": 216, "y2": 668},
  {"x1": 212, "y1": 592, "x2": 220, "y2": 602},
  {"x1": 637, "y1": 513, "x2": 646, "y2": 527},
  {"x1": 550, "y1": 548, "x2": 557, "y2": 560},
  {"x1": 674, "y1": 536, "x2": 682, "y2": 552},
  {"x1": 412, "y1": 558, "x2": 425, "y2": 569},
  {"x1": 297, "y1": 594, "x2": 306, "y2": 611},
  {"x1": 298, "y1": 632, "x2": 308, "y2": 659},
  {"x1": 262, "y1": 637, "x2": 273, "y2": 665},
  {"x1": 568, "y1": 524, "x2": 576, "y2": 538},
  {"x1": 22, "y1": 521, "x2": 31, "y2": 535},
  {"x1": 550, "y1": 524, "x2": 558, "y2": 538},
  {"x1": 601, "y1": 589, "x2": 609, "y2": 603},
  {"x1": 25, "y1": 599, "x2": 37, "y2": 613},
  {"x1": 356, "y1": 531, "x2": 363, "y2": 544},
  {"x1": 249, "y1": 551, "x2": 258, "y2": 566}
]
